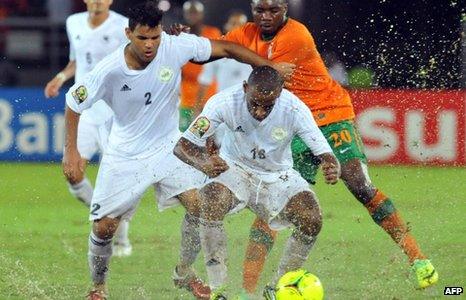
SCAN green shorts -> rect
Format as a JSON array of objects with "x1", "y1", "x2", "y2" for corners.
[
  {"x1": 179, "y1": 107, "x2": 194, "y2": 132},
  {"x1": 292, "y1": 120, "x2": 367, "y2": 184}
]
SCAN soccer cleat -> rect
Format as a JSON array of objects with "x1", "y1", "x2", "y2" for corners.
[
  {"x1": 86, "y1": 289, "x2": 108, "y2": 300},
  {"x1": 412, "y1": 259, "x2": 438, "y2": 289},
  {"x1": 263, "y1": 285, "x2": 277, "y2": 300},
  {"x1": 210, "y1": 286, "x2": 228, "y2": 300},
  {"x1": 173, "y1": 267, "x2": 211, "y2": 299},
  {"x1": 113, "y1": 242, "x2": 132, "y2": 257}
]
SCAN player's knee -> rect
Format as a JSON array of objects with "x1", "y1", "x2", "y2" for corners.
[
  {"x1": 92, "y1": 217, "x2": 120, "y2": 240},
  {"x1": 179, "y1": 189, "x2": 201, "y2": 217},
  {"x1": 199, "y1": 182, "x2": 231, "y2": 220}
]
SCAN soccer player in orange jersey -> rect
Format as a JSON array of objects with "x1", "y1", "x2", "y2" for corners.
[
  {"x1": 179, "y1": 0, "x2": 222, "y2": 131},
  {"x1": 223, "y1": 1, "x2": 438, "y2": 297}
]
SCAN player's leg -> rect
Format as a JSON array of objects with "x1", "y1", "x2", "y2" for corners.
[
  {"x1": 65, "y1": 157, "x2": 93, "y2": 205},
  {"x1": 199, "y1": 182, "x2": 235, "y2": 296},
  {"x1": 174, "y1": 189, "x2": 211, "y2": 299},
  {"x1": 241, "y1": 137, "x2": 319, "y2": 294},
  {"x1": 325, "y1": 120, "x2": 437, "y2": 288},
  {"x1": 273, "y1": 191, "x2": 322, "y2": 285},
  {"x1": 179, "y1": 107, "x2": 194, "y2": 132},
  {"x1": 85, "y1": 154, "x2": 150, "y2": 298}
]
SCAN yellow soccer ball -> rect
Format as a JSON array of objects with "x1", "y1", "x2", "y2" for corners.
[{"x1": 276, "y1": 269, "x2": 324, "y2": 300}]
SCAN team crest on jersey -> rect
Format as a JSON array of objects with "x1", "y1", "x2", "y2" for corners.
[
  {"x1": 271, "y1": 127, "x2": 287, "y2": 141},
  {"x1": 190, "y1": 116, "x2": 210, "y2": 138},
  {"x1": 71, "y1": 85, "x2": 88, "y2": 104},
  {"x1": 159, "y1": 66, "x2": 174, "y2": 82}
]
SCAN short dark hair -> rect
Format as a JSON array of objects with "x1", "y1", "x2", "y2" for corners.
[
  {"x1": 248, "y1": 66, "x2": 284, "y2": 90},
  {"x1": 128, "y1": 1, "x2": 163, "y2": 31}
]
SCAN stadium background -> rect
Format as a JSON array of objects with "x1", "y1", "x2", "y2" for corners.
[{"x1": 0, "y1": 0, "x2": 465, "y2": 299}]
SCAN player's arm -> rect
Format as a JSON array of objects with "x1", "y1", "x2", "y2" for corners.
[
  {"x1": 207, "y1": 39, "x2": 295, "y2": 80},
  {"x1": 62, "y1": 105, "x2": 83, "y2": 183},
  {"x1": 295, "y1": 102, "x2": 340, "y2": 184},
  {"x1": 44, "y1": 60, "x2": 76, "y2": 98},
  {"x1": 174, "y1": 137, "x2": 228, "y2": 178}
]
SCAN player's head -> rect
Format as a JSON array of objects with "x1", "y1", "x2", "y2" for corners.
[
  {"x1": 224, "y1": 10, "x2": 248, "y2": 33},
  {"x1": 183, "y1": 1, "x2": 204, "y2": 27},
  {"x1": 126, "y1": 1, "x2": 164, "y2": 63},
  {"x1": 251, "y1": 0, "x2": 288, "y2": 35},
  {"x1": 244, "y1": 66, "x2": 284, "y2": 121},
  {"x1": 84, "y1": 0, "x2": 113, "y2": 15}
]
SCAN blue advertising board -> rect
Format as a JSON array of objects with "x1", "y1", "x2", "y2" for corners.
[{"x1": 0, "y1": 87, "x2": 68, "y2": 162}]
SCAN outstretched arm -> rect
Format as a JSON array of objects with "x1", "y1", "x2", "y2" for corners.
[
  {"x1": 174, "y1": 137, "x2": 228, "y2": 178},
  {"x1": 44, "y1": 60, "x2": 76, "y2": 98},
  {"x1": 208, "y1": 40, "x2": 295, "y2": 80}
]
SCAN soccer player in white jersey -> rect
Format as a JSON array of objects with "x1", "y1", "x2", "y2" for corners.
[
  {"x1": 63, "y1": 2, "x2": 294, "y2": 299},
  {"x1": 43, "y1": 0, "x2": 132, "y2": 257},
  {"x1": 195, "y1": 11, "x2": 252, "y2": 113},
  {"x1": 174, "y1": 66, "x2": 340, "y2": 299}
]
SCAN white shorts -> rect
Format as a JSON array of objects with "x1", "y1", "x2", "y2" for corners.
[
  {"x1": 207, "y1": 159, "x2": 312, "y2": 230},
  {"x1": 89, "y1": 150, "x2": 207, "y2": 221}
]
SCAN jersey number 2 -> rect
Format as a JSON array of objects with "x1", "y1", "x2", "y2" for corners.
[{"x1": 145, "y1": 92, "x2": 152, "y2": 105}]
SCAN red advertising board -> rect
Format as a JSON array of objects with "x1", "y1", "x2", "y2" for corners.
[{"x1": 351, "y1": 90, "x2": 466, "y2": 166}]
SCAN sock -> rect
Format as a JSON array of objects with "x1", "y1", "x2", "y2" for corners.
[
  {"x1": 273, "y1": 230, "x2": 316, "y2": 285},
  {"x1": 177, "y1": 213, "x2": 201, "y2": 276},
  {"x1": 114, "y1": 219, "x2": 130, "y2": 246},
  {"x1": 242, "y1": 218, "x2": 277, "y2": 293},
  {"x1": 199, "y1": 218, "x2": 228, "y2": 289},
  {"x1": 68, "y1": 177, "x2": 93, "y2": 207},
  {"x1": 365, "y1": 190, "x2": 426, "y2": 264},
  {"x1": 88, "y1": 231, "x2": 113, "y2": 284}
]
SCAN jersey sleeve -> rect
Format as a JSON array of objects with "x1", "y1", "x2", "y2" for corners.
[
  {"x1": 293, "y1": 99, "x2": 332, "y2": 156},
  {"x1": 273, "y1": 23, "x2": 315, "y2": 63},
  {"x1": 198, "y1": 60, "x2": 217, "y2": 85},
  {"x1": 175, "y1": 33, "x2": 212, "y2": 64},
  {"x1": 182, "y1": 97, "x2": 224, "y2": 146},
  {"x1": 65, "y1": 70, "x2": 108, "y2": 114}
]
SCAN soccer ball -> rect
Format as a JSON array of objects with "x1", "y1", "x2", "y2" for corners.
[{"x1": 275, "y1": 269, "x2": 324, "y2": 300}]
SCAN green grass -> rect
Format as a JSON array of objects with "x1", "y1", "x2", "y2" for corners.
[{"x1": 0, "y1": 163, "x2": 464, "y2": 299}]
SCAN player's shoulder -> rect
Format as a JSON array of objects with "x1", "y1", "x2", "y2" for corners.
[
  {"x1": 88, "y1": 46, "x2": 122, "y2": 78},
  {"x1": 279, "y1": 18, "x2": 312, "y2": 41},
  {"x1": 277, "y1": 88, "x2": 308, "y2": 113},
  {"x1": 108, "y1": 10, "x2": 128, "y2": 25},
  {"x1": 66, "y1": 11, "x2": 87, "y2": 28},
  {"x1": 235, "y1": 22, "x2": 260, "y2": 36},
  {"x1": 208, "y1": 84, "x2": 244, "y2": 107},
  {"x1": 202, "y1": 25, "x2": 222, "y2": 38}
]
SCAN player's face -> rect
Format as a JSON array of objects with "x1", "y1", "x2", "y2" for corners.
[
  {"x1": 244, "y1": 82, "x2": 282, "y2": 121},
  {"x1": 183, "y1": 7, "x2": 204, "y2": 26},
  {"x1": 84, "y1": 0, "x2": 112, "y2": 14},
  {"x1": 251, "y1": 0, "x2": 287, "y2": 35},
  {"x1": 224, "y1": 14, "x2": 247, "y2": 32},
  {"x1": 126, "y1": 25, "x2": 163, "y2": 63}
]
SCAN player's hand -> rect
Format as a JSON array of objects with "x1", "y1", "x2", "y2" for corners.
[
  {"x1": 202, "y1": 155, "x2": 229, "y2": 178},
  {"x1": 44, "y1": 76, "x2": 65, "y2": 98},
  {"x1": 62, "y1": 148, "x2": 84, "y2": 183},
  {"x1": 271, "y1": 62, "x2": 296, "y2": 81},
  {"x1": 167, "y1": 23, "x2": 190, "y2": 36},
  {"x1": 319, "y1": 153, "x2": 340, "y2": 185}
]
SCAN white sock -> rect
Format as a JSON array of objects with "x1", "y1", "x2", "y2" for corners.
[
  {"x1": 68, "y1": 177, "x2": 93, "y2": 207},
  {"x1": 177, "y1": 213, "x2": 201, "y2": 274},
  {"x1": 88, "y1": 231, "x2": 112, "y2": 284},
  {"x1": 114, "y1": 219, "x2": 130, "y2": 246},
  {"x1": 199, "y1": 218, "x2": 228, "y2": 289},
  {"x1": 273, "y1": 230, "x2": 316, "y2": 284}
]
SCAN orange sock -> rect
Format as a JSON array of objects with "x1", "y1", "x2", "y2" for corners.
[
  {"x1": 365, "y1": 190, "x2": 426, "y2": 264},
  {"x1": 242, "y1": 218, "x2": 277, "y2": 293}
]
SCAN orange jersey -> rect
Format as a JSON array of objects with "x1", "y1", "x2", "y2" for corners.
[
  {"x1": 180, "y1": 25, "x2": 222, "y2": 109},
  {"x1": 224, "y1": 19, "x2": 354, "y2": 126}
]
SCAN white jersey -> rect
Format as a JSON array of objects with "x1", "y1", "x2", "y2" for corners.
[
  {"x1": 183, "y1": 84, "x2": 332, "y2": 173},
  {"x1": 66, "y1": 32, "x2": 212, "y2": 159},
  {"x1": 66, "y1": 10, "x2": 128, "y2": 124},
  {"x1": 198, "y1": 58, "x2": 252, "y2": 91}
]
